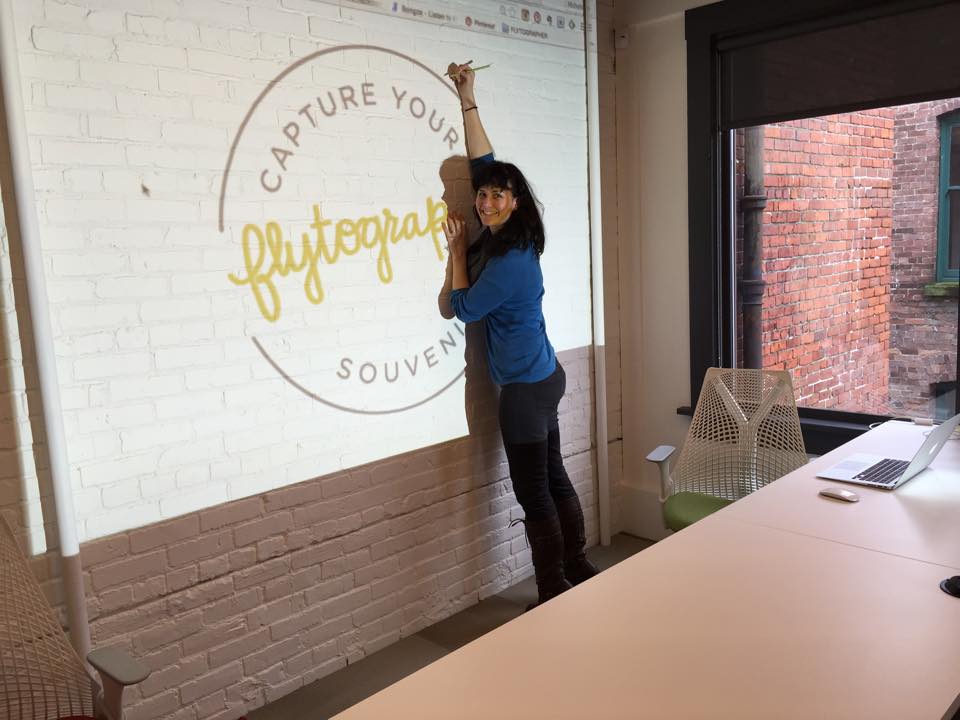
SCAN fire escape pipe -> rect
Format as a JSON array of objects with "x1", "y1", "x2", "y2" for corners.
[
  {"x1": 741, "y1": 126, "x2": 766, "y2": 369},
  {"x1": 0, "y1": 0, "x2": 90, "y2": 658}
]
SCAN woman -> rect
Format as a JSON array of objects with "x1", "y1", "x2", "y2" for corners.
[{"x1": 438, "y1": 61, "x2": 598, "y2": 607}]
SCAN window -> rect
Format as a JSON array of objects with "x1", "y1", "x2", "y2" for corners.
[
  {"x1": 735, "y1": 102, "x2": 959, "y2": 422},
  {"x1": 686, "y1": 0, "x2": 960, "y2": 452},
  {"x1": 938, "y1": 111, "x2": 960, "y2": 281}
]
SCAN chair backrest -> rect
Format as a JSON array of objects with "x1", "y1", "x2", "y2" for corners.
[
  {"x1": 671, "y1": 368, "x2": 807, "y2": 501},
  {"x1": 0, "y1": 515, "x2": 97, "y2": 720}
]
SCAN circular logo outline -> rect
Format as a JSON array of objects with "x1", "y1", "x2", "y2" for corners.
[{"x1": 219, "y1": 45, "x2": 465, "y2": 415}]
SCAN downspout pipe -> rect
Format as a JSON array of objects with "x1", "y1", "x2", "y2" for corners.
[
  {"x1": 741, "y1": 126, "x2": 766, "y2": 369},
  {"x1": 585, "y1": 0, "x2": 611, "y2": 546},
  {"x1": 0, "y1": 0, "x2": 90, "y2": 658}
]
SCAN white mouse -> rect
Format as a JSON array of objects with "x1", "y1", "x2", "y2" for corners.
[{"x1": 819, "y1": 487, "x2": 859, "y2": 503}]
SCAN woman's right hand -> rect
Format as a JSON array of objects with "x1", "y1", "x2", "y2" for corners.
[
  {"x1": 443, "y1": 211, "x2": 468, "y2": 259},
  {"x1": 446, "y1": 61, "x2": 476, "y2": 103}
]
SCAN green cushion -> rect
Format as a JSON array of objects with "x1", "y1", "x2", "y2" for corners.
[{"x1": 664, "y1": 492, "x2": 734, "y2": 532}]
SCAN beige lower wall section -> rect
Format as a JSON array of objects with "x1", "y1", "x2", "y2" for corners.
[{"x1": 53, "y1": 346, "x2": 602, "y2": 720}]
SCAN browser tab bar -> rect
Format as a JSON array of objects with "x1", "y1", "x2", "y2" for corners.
[{"x1": 315, "y1": 0, "x2": 584, "y2": 50}]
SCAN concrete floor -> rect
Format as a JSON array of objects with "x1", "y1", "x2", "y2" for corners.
[{"x1": 249, "y1": 533, "x2": 654, "y2": 720}]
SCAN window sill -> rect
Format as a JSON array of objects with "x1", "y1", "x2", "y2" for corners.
[
  {"x1": 923, "y1": 281, "x2": 959, "y2": 298},
  {"x1": 675, "y1": 405, "x2": 890, "y2": 455}
]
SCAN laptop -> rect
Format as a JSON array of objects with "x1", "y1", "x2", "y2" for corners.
[{"x1": 816, "y1": 412, "x2": 960, "y2": 489}]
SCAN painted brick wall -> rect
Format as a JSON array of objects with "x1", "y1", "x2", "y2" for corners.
[
  {"x1": 1, "y1": 0, "x2": 597, "y2": 550},
  {"x1": 738, "y1": 104, "x2": 957, "y2": 418},
  {"x1": 0, "y1": 1, "x2": 621, "y2": 718},
  {"x1": 889, "y1": 98, "x2": 960, "y2": 417},
  {"x1": 755, "y1": 111, "x2": 894, "y2": 412},
  {"x1": 72, "y1": 347, "x2": 596, "y2": 720}
]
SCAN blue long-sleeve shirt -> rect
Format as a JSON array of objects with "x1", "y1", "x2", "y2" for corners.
[{"x1": 449, "y1": 156, "x2": 556, "y2": 385}]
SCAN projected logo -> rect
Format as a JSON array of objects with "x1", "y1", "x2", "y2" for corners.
[{"x1": 218, "y1": 46, "x2": 468, "y2": 414}]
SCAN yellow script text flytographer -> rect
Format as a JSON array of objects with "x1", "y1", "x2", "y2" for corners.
[{"x1": 229, "y1": 196, "x2": 448, "y2": 322}]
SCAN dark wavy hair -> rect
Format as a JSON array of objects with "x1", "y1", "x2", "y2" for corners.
[{"x1": 471, "y1": 161, "x2": 545, "y2": 257}]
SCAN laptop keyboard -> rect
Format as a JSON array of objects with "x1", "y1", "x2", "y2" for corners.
[{"x1": 855, "y1": 458, "x2": 910, "y2": 486}]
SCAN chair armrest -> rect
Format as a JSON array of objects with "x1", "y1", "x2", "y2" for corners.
[
  {"x1": 88, "y1": 647, "x2": 150, "y2": 720},
  {"x1": 646, "y1": 445, "x2": 676, "y2": 503},
  {"x1": 88, "y1": 647, "x2": 150, "y2": 686},
  {"x1": 646, "y1": 445, "x2": 675, "y2": 464}
]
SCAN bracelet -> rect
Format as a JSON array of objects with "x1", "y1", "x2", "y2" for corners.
[{"x1": 462, "y1": 105, "x2": 478, "y2": 113}]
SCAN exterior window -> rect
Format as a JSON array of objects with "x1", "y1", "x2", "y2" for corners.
[
  {"x1": 938, "y1": 112, "x2": 960, "y2": 281},
  {"x1": 686, "y1": 0, "x2": 960, "y2": 450},
  {"x1": 733, "y1": 98, "x2": 959, "y2": 420}
]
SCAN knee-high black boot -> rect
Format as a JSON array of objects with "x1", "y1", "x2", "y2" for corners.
[
  {"x1": 553, "y1": 494, "x2": 599, "y2": 586},
  {"x1": 545, "y1": 428, "x2": 599, "y2": 586},
  {"x1": 523, "y1": 514, "x2": 572, "y2": 608},
  {"x1": 504, "y1": 440, "x2": 572, "y2": 608}
]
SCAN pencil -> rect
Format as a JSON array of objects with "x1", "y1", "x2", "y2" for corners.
[{"x1": 445, "y1": 63, "x2": 492, "y2": 77}]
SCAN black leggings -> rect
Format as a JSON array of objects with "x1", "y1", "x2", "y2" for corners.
[{"x1": 499, "y1": 363, "x2": 577, "y2": 521}]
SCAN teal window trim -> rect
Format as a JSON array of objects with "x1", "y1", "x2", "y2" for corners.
[{"x1": 937, "y1": 111, "x2": 960, "y2": 282}]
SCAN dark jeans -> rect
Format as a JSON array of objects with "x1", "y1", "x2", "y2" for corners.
[{"x1": 499, "y1": 363, "x2": 577, "y2": 521}]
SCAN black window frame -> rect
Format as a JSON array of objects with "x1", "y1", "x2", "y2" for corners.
[
  {"x1": 685, "y1": 0, "x2": 960, "y2": 453},
  {"x1": 938, "y1": 110, "x2": 960, "y2": 282}
]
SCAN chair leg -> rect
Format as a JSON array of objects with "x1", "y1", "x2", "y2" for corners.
[
  {"x1": 553, "y1": 494, "x2": 599, "y2": 585},
  {"x1": 97, "y1": 675, "x2": 124, "y2": 720}
]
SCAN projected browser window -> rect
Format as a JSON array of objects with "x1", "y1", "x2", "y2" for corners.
[{"x1": 31, "y1": 0, "x2": 590, "y2": 541}]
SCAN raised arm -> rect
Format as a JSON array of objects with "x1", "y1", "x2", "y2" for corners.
[
  {"x1": 438, "y1": 61, "x2": 492, "y2": 314},
  {"x1": 447, "y1": 61, "x2": 492, "y2": 159}
]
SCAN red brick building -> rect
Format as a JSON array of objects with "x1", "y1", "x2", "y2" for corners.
[
  {"x1": 889, "y1": 99, "x2": 960, "y2": 418},
  {"x1": 737, "y1": 99, "x2": 958, "y2": 417}
]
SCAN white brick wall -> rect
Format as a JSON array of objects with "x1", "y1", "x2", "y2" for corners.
[
  {"x1": 28, "y1": 2, "x2": 593, "y2": 541},
  {"x1": 0, "y1": 1, "x2": 622, "y2": 718}
]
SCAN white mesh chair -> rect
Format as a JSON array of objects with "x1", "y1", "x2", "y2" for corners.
[
  {"x1": 0, "y1": 515, "x2": 149, "y2": 720},
  {"x1": 646, "y1": 368, "x2": 807, "y2": 531}
]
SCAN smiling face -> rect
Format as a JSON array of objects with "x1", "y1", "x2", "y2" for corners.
[{"x1": 475, "y1": 184, "x2": 517, "y2": 232}]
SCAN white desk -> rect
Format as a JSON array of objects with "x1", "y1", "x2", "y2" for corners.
[
  {"x1": 334, "y1": 422, "x2": 960, "y2": 720},
  {"x1": 725, "y1": 420, "x2": 960, "y2": 568}
]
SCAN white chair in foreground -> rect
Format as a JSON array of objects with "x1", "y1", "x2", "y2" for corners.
[
  {"x1": 0, "y1": 515, "x2": 149, "y2": 720},
  {"x1": 647, "y1": 368, "x2": 807, "y2": 531}
]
